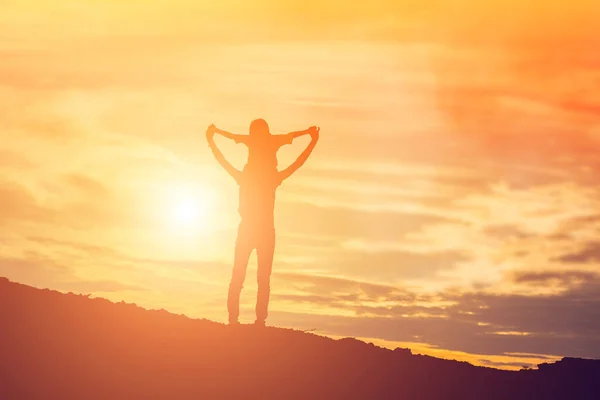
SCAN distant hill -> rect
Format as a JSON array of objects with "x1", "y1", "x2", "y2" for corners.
[{"x1": 1, "y1": 277, "x2": 599, "y2": 399}]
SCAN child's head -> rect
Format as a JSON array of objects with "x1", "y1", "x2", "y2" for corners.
[{"x1": 249, "y1": 118, "x2": 270, "y2": 138}]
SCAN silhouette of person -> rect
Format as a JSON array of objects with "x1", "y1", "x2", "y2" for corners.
[
  {"x1": 206, "y1": 119, "x2": 319, "y2": 326},
  {"x1": 211, "y1": 119, "x2": 312, "y2": 170}
]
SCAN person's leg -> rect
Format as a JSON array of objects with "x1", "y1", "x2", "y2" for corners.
[
  {"x1": 228, "y1": 224, "x2": 253, "y2": 324},
  {"x1": 255, "y1": 228, "x2": 276, "y2": 325}
]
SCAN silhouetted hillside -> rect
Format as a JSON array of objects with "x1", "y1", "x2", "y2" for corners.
[{"x1": 1, "y1": 277, "x2": 599, "y2": 399}]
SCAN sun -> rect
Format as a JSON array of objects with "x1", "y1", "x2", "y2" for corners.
[
  {"x1": 172, "y1": 198, "x2": 201, "y2": 225},
  {"x1": 166, "y1": 184, "x2": 215, "y2": 234}
]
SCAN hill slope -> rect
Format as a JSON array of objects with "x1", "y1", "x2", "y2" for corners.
[{"x1": 1, "y1": 277, "x2": 599, "y2": 399}]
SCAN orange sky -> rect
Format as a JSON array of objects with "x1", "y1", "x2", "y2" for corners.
[{"x1": 2, "y1": 0, "x2": 600, "y2": 370}]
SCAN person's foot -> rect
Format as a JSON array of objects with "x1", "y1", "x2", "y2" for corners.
[{"x1": 254, "y1": 319, "x2": 266, "y2": 327}]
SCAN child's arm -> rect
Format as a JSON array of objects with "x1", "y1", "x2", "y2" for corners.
[
  {"x1": 286, "y1": 126, "x2": 315, "y2": 139},
  {"x1": 214, "y1": 127, "x2": 249, "y2": 145},
  {"x1": 273, "y1": 126, "x2": 315, "y2": 147},
  {"x1": 278, "y1": 127, "x2": 319, "y2": 182}
]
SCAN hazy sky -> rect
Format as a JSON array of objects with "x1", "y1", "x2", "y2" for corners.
[{"x1": 2, "y1": 0, "x2": 600, "y2": 370}]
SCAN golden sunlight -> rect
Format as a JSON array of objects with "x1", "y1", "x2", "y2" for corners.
[
  {"x1": 172, "y1": 197, "x2": 200, "y2": 225},
  {"x1": 165, "y1": 183, "x2": 216, "y2": 234}
]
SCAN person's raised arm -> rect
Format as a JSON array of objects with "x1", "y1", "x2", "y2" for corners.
[
  {"x1": 273, "y1": 126, "x2": 316, "y2": 147},
  {"x1": 278, "y1": 127, "x2": 319, "y2": 182},
  {"x1": 286, "y1": 126, "x2": 314, "y2": 140},
  {"x1": 206, "y1": 124, "x2": 242, "y2": 183},
  {"x1": 214, "y1": 126, "x2": 249, "y2": 145}
]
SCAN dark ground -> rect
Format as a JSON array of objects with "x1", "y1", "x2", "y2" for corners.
[{"x1": 1, "y1": 277, "x2": 599, "y2": 399}]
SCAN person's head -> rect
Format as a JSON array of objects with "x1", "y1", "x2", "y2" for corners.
[{"x1": 249, "y1": 118, "x2": 270, "y2": 138}]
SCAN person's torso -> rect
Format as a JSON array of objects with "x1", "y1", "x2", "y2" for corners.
[
  {"x1": 237, "y1": 168, "x2": 281, "y2": 227},
  {"x1": 246, "y1": 135, "x2": 290, "y2": 169}
]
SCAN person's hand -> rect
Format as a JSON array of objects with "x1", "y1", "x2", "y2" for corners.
[
  {"x1": 309, "y1": 126, "x2": 320, "y2": 140},
  {"x1": 206, "y1": 124, "x2": 216, "y2": 140}
]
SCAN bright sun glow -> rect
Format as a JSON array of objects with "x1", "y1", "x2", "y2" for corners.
[
  {"x1": 172, "y1": 198, "x2": 201, "y2": 225},
  {"x1": 166, "y1": 183, "x2": 216, "y2": 234}
]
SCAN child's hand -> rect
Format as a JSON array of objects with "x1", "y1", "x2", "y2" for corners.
[{"x1": 206, "y1": 124, "x2": 216, "y2": 140}]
